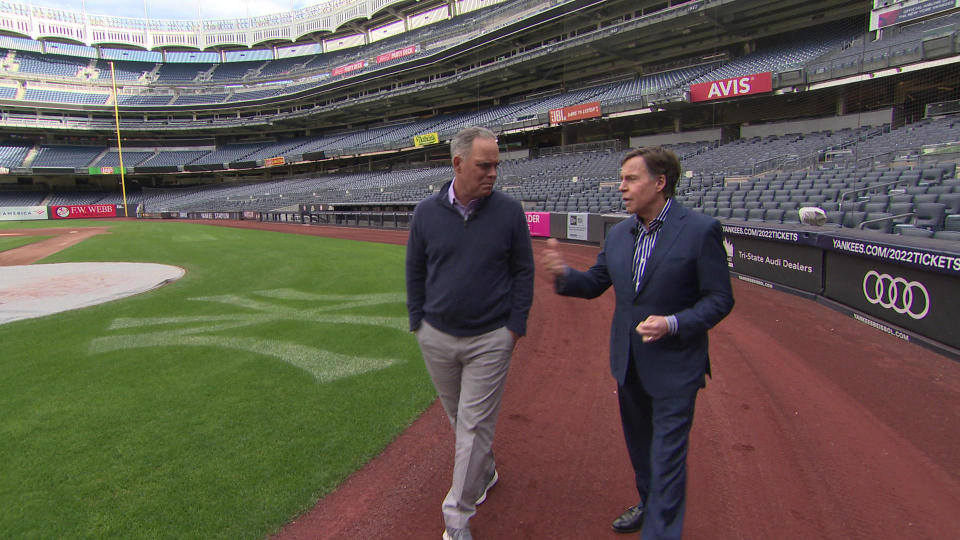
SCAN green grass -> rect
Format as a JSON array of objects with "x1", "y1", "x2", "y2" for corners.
[
  {"x1": 0, "y1": 234, "x2": 52, "y2": 252},
  {"x1": 0, "y1": 220, "x2": 433, "y2": 539}
]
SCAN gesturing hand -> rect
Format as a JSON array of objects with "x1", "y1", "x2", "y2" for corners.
[{"x1": 541, "y1": 238, "x2": 567, "y2": 278}]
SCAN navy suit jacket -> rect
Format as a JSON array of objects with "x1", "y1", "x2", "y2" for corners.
[{"x1": 557, "y1": 202, "x2": 734, "y2": 398}]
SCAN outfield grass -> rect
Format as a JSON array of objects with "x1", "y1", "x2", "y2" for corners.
[
  {"x1": 0, "y1": 220, "x2": 434, "y2": 539},
  {"x1": 0, "y1": 234, "x2": 52, "y2": 252}
]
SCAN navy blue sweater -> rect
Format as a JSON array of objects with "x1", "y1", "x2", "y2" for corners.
[{"x1": 406, "y1": 181, "x2": 534, "y2": 337}]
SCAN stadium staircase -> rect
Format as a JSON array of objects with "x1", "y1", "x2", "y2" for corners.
[{"x1": 20, "y1": 146, "x2": 40, "y2": 168}]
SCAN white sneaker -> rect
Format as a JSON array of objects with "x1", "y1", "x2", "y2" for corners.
[
  {"x1": 443, "y1": 528, "x2": 472, "y2": 540},
  {"x1": 476, "y1": 469, "x2": 498, "y2": 505}
]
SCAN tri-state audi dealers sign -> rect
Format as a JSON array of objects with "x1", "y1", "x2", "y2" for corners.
[{"x1": 689, "y1": 72, "x2": 773, "y2": 102}]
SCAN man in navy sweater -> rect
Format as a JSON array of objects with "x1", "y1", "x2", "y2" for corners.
[{"x1": 406, "y1": 126, "x2": 534, "y2": 540}]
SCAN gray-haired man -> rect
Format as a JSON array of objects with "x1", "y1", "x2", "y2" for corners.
[{"x1": 406, "y1": 126, "x2": 535, "y2": 539}]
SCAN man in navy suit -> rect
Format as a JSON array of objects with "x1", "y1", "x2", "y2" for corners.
[{"x1": 542, "y1": 146, "x2": 733, "y2": 539}]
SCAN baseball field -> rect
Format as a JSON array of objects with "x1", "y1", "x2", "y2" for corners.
[
  {"x1": 0, "y1": 219, "x2": 434, "y2": 539},
  {"x1": 2, "y1": 218, "x2": 959, "y2": 540}
]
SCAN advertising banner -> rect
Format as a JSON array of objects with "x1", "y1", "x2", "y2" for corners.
[
  {"x1": 818, "y1": 234, "x2": 960, "y2": 277},
  {"x1": 50, "y1": 204, "x2": 117, "y2": 220},
  {"x1": 413, "y1": 133, "x2": 440, "y2": 147},
  {"x1": 549, "y1": 102, "x2": 602, "y2": 124},
  {"x1": 197, "y1": 212, "x2": 233, "y2": 220},
  {"x1": 689, "y1": 72, "x2": 773, "y2": 103},
  {"x1": 871, "y1": 0, "x2": 959, "y2": 30},
  {"x1": 567, "y1": 212, "x2": 588, "y2": 240},
  {"x1": 376, "y1": 45, "x2": 417, "y2": 64},
  {"x1": 721, "y1": 223, "x2": 807, "y2": 244},
  {"x1": 88, "y1": 166, "x2": 127, "y2": 175},
  {"x1": 0, "y1": 206, "x2": 47, "y2": 221},
  {"x1": 331, "y1": 60, "x2": 366, "y2": 77},
  {"x1": 525, "y1": 212, "x2": 550, "y2": 237},
  {"x1": 823, "y1": 251, "x2": 959, "y2": 349},
  {"x1": 263, "y1": 156, "x2": 286, "y2": 167},
  {"x1": 724, "y1": 235, "x2": 823, "y2": 293}
]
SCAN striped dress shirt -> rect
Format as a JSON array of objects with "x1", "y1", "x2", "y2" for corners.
[{"x1": 632, "y1": 198, "x2": 678, "y2": 335}]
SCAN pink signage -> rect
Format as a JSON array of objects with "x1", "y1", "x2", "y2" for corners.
[
  {"x1": 51, "y1": 204, "x2": 117, "y2": 219},
  {"x1": 525, "y1": 212, "x2": 550, "y2": 237}
]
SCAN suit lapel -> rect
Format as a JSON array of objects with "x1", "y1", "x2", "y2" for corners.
[{"x1": 635, "y1": 204, "x2": 688, "y2": 297}]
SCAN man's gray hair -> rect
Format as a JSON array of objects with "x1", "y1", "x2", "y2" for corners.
[{"x1": 451, "y1": 126, "x2": 497, "y2": 161}]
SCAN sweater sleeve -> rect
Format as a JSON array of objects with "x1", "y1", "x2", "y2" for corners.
[
  {"x1": 506, "y1": 207, "x2": 535, "y2": 336},
  {"x1": 405, "y1": 206, "x2": 427, "y2": 332}
]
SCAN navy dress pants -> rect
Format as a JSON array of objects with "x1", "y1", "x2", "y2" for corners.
[{"x1": 618, "y1": 361, "x2": 699, "y2": 540}]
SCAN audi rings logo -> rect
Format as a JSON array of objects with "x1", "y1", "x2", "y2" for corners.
[{"x1": 862, "y1": 270, "x2": 930, "y2": 320}]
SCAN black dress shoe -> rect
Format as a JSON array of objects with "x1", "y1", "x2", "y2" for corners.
[{"x1": 612, "y1": 503, "x2": 645, "y2": 533}]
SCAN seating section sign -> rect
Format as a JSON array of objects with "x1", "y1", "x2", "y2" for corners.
[{"x1": 689, "y1": 72, "x2": 773, "y2": 102}]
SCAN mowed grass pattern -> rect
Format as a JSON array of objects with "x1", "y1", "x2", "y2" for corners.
[
  {"x1": 0, "y1": 220, "x2": 433, "y2": 539},
  {"x1": 0, "y1": 234, "x2": 52, "y2": 252}
]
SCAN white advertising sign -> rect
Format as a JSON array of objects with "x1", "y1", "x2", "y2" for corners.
[
  {"x1": 0, "y1": 206, "x2": 47, "y2": 221},
  {"x1": 567, "y1": 212, "x2": 588, "y2": 241}
]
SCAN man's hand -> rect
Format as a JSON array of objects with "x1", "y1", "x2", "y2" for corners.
[
  {"x1": 541, "y1": 238, "x2": 567, "y2": 278},
  {"x1": 510, "y1": 330, "x2": 520, "y2": 350},
  {"x1": 635, "y1": 315, "x2": 669, "y2": 343}
]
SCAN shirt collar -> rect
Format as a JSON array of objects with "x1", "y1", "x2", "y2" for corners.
[
  {"x1": 448, "y1": 178, "x2": 480, "y2": 214},
  {"x1": 635, "y1": 198, "x2": 672, "y2": 233}
]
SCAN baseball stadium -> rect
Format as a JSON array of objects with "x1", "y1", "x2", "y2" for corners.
[{"x1": 0, "y1": 0, "x2": 958, "y2": 538}]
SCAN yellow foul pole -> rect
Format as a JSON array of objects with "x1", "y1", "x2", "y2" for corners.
[{"x1": 110, "y1": 61, "x2": 129, "y2": 217}]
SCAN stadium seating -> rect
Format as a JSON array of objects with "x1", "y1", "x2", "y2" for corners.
[
  {"x1": 31, "y1": 146, "x2": 105, "y2": 168},
  {"x1": 0, "y1": 145, "x2": 31, "y2": 168}
]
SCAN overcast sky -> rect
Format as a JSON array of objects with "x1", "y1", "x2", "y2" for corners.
[{"x1": 33, "y1": 1, "x2": 316, "y2": 21}]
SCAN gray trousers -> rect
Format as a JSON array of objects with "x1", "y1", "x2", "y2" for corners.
[{"x1": 415, "y1": 320, "x2": 515, "y2": 530}]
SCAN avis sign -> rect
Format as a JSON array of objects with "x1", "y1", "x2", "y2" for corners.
[{"x1": 689, "y1": 72, "x2": 773, "y2": 102}]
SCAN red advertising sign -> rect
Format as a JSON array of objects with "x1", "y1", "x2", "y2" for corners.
[
  {"x1": 331, "y1": 60, "x2": 366, "y2": 77},
  {"x1": 51, "y1": 204, "x2": 117, "y2": 219},
  {"x1": 376, "y1": 45, "x2": 417, "y2": 64},
  {"x1": 689, "y1": 72, "x2": 773, "y2": 102},
  {"x1": 549, "y1": 102, "x2": 602, "y2": 124}
]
